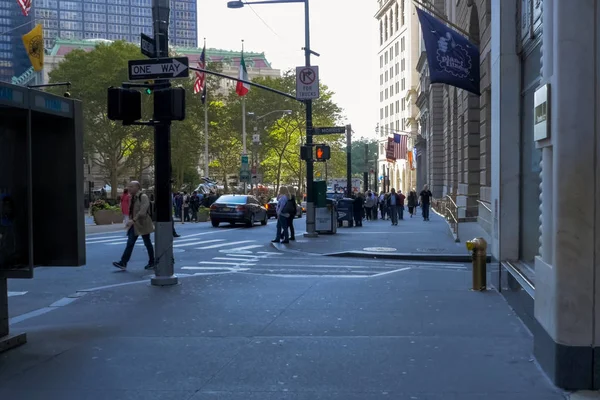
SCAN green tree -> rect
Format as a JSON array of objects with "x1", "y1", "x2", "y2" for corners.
[
  {"x1": 350, "y1": 138, "x2": 379, "y2": 177},
  {"x1": 228, "y1": 70, "x2": 343, "y2": 192},
  {"x1": 48, "y1": 41, "x2": 153, "y2": 198}
]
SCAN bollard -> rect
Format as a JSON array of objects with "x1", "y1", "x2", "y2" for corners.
[{"x1": 466, "y1": 237, "x2": 487, "y2": 291}]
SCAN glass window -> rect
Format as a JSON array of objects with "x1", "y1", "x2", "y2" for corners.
[
  {"x1": 217, "y1": 195, "x2": 247, "y2": 204},
  {"x1": 59, "y1": 1, "x2": 81, "y2": 10}
]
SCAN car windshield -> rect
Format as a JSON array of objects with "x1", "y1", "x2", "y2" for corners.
[{"x1": 217, "y1": 195, "x2": 247, "y2": 204}]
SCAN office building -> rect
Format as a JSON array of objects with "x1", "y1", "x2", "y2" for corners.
[{"x1": 375, "y1": 0, "x2": 420, "y2": 195}]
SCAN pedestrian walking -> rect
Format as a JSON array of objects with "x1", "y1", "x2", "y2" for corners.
[
  {"x1": 120, "y1": 188, "x2": 130, "y2": 223},
  {"x1": 286, "y1": 186, "x2": 297, "y2": 241},
  {"x1": 190, "y1": 190, "x2": 200, "y2": 222},
  {"x1": 182, "y1": 191, "x2": 190, "y2": 223},
  {"x1": 113, "y1": 181, "x2": 155, "y2": 271},
  {"x1": 353, "y1": 193, "x2": 364, "y2": 227},
  {"x1": 387, "y1": 188, "x2": 399, "y2": 226},
  {"x1": 379, "y1": 191, "x2": 387, "y2": 220},
  {"x1": 420, "y1": 184, "x2": 433, "y2": 221},
  {"x1": 397, "y1": 189, "x2": 406, "y2": 220},
  {"x1": 364, "y1": 191, "x2": 375, "y2": 221},
  {"x1": 271, "y1": 187, "x2": 292, "y2": 243},
  {"x1": 407, "y1": 189, "x2": 417, "y2": 217}
]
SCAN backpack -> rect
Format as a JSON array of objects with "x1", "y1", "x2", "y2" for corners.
[{"x1": 283, "y1": 197, "x2": 296, "y2": 215}]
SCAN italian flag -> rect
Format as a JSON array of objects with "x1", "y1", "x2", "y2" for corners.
[{"x1": 236, "y1": 53, "x2": 250, "y2": 96}]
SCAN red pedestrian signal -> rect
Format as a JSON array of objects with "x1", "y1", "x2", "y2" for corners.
[{"x1": 315, "y1": 144, "x2": 330, "y2": 162}]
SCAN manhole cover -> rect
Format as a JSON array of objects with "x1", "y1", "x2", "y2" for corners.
[
  {"x1": 364, "y1": 247, "x2": 397, "y2": 252},
  {"x1": 416, "y1": 248, "x2": 446, "y2": 253}
]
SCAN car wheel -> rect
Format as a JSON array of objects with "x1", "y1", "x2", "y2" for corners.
[
  {"x1": 261, "y1": 214, "x2": 268, "y2": 226},
  {"x1": 211, "y1": 220, "x2": 220, "y2": 227},
  {"x1": 246, "y1": 214, "x2": 254, "y2": 227}
]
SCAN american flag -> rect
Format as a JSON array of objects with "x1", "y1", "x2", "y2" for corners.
[
  {"x1": 17, "y1": 0, "x2": 31, "y2": 16},
  {"x1": 393, "y1": 133, "x2": 408, "y2": 160},
  {"x1": 194, "y1": 43, "x2": 206, "y2": 100}
]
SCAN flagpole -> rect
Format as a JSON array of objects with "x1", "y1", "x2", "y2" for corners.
[
  {"x1": 203, "y1": 38, "x2": 209, "y2": 179},
  {"x1": 241, "y1": 40, "x2": 248, "y2": 195}
]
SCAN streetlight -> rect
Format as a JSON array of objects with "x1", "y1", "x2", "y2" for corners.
[
  {"x1": 227, "y1": 0, "x2": 317, "y2": 237},
  {"x1": 248, "y1": 109, "x2": 293, "y2": 120}
]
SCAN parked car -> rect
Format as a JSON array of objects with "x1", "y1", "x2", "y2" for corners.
[
  {"x1": 209, "y1": 194, "x2": 268, "y2": 227},
  {"x1": 266, "y1": 197, "x2": 302, "y2": 219}
]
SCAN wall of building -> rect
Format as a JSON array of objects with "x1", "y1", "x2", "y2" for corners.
[{"x1": 376, "y1": 0, "x2": 420, "y2": 194}]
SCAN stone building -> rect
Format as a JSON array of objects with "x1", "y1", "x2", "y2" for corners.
[
  {"x1": 415, "y1": 0, "x2": 492, "y2": 231},
  {"x1": 375, "y1": 0, "x2": 420, "y2": 195}
]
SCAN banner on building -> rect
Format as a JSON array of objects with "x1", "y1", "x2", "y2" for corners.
[
  {"x1": 22, "y1": 24, "x2": 44, "y2": 71},
  {"x1": 386, "y1": 137, "x2": 395, "y2": 162},
  {"x1": 416, "y1": 7, "x2": 480, "y2": 96},
  {"x1": 407, "y1": 150, "x2": 414, "y2": 171},
  {"x1": 17, "y1": 0, "x2": 31, "y2": 16}
]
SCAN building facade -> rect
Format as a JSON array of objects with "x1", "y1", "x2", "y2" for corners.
[
  {"x1": 0, "y1": 0, "x2": 197, "y2": 83},
  {"x1": 34, "y1": 0, "x2": 196, "y2": 50},
  {"x1": 415, "y1": 0, "x2": 492, "y2": 228},
  {"x1": 492, "y1": 0, "x2": 600, "y2": 391},
  {"x1": 375, "y1": 0, "x2": 420, "y2": 195},
  {"x1": 43, "y1": 39, "x2": 280, "y2": 191},
  {"x1": 0, "y1": 0, "x2": 35, "y2": 82}
]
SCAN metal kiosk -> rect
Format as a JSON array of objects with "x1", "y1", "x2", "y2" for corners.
[{"x1": 0, "y1": 81, "x2": 85, "y2": 352}]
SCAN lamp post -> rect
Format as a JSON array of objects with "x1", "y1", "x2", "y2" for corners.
[
  {"x1": 227, "y1": 0, "x2": 316, "y2": 236},
  {"x1": 247, "y1": 110, "x2": 292, "y2": 189}
]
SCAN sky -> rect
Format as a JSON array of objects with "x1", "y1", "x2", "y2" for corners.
[{"x1": 198, "y1": 0, "x2": 380, "y2": 140}]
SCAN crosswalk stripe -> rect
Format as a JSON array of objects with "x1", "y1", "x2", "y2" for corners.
[
  {"x1": 257, "y1": 251, "x2": 283, "y2": 256},
  {"x1": 173, "y1": 239, "x2": 223, "y2": 248},
  {"x1": 195, "y1": 240, "x2": 254, "y2": 250},
  {"x1": 86, "y1": 237, "x2": 127, "y2": 244},
  {"x1": 213, "y1": 257, "x2": 257, "y2": 262},
  {"x1": 220, "y1": 254, "x2": 259, "y2": 259},
  {"x1": 227, "y1": 245, "x2": 263, "y2": 252},
  {"x1": 85, "y1": 235, "x2": 124, "y2": 242},
  {"x1": 198, "y1": 261, "x2": 256, "y2": 266}
]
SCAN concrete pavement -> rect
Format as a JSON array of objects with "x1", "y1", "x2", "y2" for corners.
[
  {"x1": 1, "y1": 259, "x2": 565, "y2": 399},
  {"x1": 274, "y1": 210, "x2": 488, "y2": 261}
]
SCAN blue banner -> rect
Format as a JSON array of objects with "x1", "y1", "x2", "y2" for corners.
[{"x1": 416, "y1": 7, "x2": 480, "y2": 96}]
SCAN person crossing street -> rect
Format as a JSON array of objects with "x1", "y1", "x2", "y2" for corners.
[{"x1": 113, "y1": 181, "x2": 155, "y2": 271}]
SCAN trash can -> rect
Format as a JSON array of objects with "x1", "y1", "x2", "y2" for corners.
[
  {"x1": 336, "y1": 198, "x2": 354, "y2": 227},
  {"x1": 315, "y1": 198, "x2": 337, "y2": 234}
]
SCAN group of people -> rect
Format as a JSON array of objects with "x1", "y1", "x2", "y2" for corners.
[
  {"x1": 172, "y1": 190, "x2": 218, "y2": 223},
  {"x1": 271, "y1": 186, "x2": 299, "y2": 244},
  {"x1": 351, "y1": 184, "x2": 433, "y2": 226}
]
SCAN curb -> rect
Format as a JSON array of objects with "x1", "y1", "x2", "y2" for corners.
[{"x1": 324, "y1": 251, "x2": 492, "y2": 263}]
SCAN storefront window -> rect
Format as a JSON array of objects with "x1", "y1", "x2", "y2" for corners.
[{"x1": 519, "y1": 43, "x2": 542, "y2": 267}]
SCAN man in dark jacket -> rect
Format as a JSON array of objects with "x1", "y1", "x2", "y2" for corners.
[{"x1": 352, "y1": 193, "x2": 364, "y2": 227}]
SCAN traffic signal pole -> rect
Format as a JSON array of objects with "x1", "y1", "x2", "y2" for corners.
[
  {"x1": 151, "y1": 0, "x2": 177, "y2": 286},
  {"x1": 303, "y1": 0, "x2": 317, "y2": 237},
  {"x1": 346, "y1": 124, "x2": 352, "y2": 197}
]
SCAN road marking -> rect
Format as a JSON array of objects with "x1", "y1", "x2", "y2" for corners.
[
  {"x1": 173, "y1": 239, "x2": 223, "y2": 248},
  {"x1": 198, "y1": 261, "x2": 256, "y2": 266},
  {"x1": 227, "y1": 244, "x2": 263, "y2": 252},
  {"x1": 219, "y1": 253, "x2": 260, "y2": 259},
  {"x1": 213, "y1": 257, "x2": 258, "y2": 262},
  {"x1": 257, "y1": 251, "x2": 283, "y2": 255},
  {"x1": 195, "y1": 240, "x2": 254, "y2": 250},
  {"x1": 7, "y1": 291, "x2": 27, "y2": 297},
  {"x1": 371, "y1": 267, "x2": 412, "y2": 277},
  {"x1": 87, "y1": 237, "x2": 127, "y2": 244}
]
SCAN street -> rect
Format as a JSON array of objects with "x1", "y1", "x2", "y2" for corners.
[{"x1": 0, "y1": 214, "x2": 567, "y2": 399}]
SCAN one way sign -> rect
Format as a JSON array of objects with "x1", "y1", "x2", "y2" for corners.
[{"x1": 128, "y1": 57, "x2": 189, "y2": 81}]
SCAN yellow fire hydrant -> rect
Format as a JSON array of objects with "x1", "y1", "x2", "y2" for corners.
[{"x1": 466, "y1": 237, "x2": 487, "y2": 291}]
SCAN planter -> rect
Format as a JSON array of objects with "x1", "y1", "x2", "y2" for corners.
[
  {"x1": 197, "y1": 213, "x2": 209, "y2": 222},
  {"x1": 94, "y1": 209, "x2": 123, "y2": 225}
]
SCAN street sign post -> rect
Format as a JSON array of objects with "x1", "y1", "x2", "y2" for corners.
[
  {"x1": 313, "y1": 126, "x2": 346, "y2": 135},
  {"x1": 128, "y1": 57, "x2": 189, "y2": 81},
  {"x1": 296, "y1": 66, "x2": 319, "y2": 100},
  {"x1": 140, "y1": 33, "x2": 156, "y2": 58}
]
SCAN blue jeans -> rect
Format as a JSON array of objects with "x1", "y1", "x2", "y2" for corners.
[
  {"x1": 121, "y1": 226, "x2": 154, "y2": 265},
  {"x1": 389, "y1": 205, "x2": 398, "y2": 224},
  {"x1": 275, "y1": 214, "x2": 289, "y2": 241},
  {"x1": 422, "y1": 203, "x2": 430, "y2": 219},
  {"x1": 398, "y1": 205, "x2": 404, "y2": 220}
]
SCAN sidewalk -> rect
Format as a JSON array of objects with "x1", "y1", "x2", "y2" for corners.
[
  {"x1": 279, "y1": 210, "x2": 490, "y2": 262},
  {"x1": 0, "y1": 263, "x2": 564, "y2": 399}
]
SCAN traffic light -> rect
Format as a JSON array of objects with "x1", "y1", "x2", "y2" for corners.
[
  {"x1": 154, "y1": 86, "x2": 186, "y2": 121},
  {"x1": 107, "y1": 87, "x2": 141, "y2": 123},
  {"x1": 300, "y1": 145, "x2": 312, "y2": 161},
  {"x1": 144, "y1": 81, "x2": 154, "y2": 95},
  {"x1": 315, "y1": 144, "x2": 330, "y2": 162}
]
